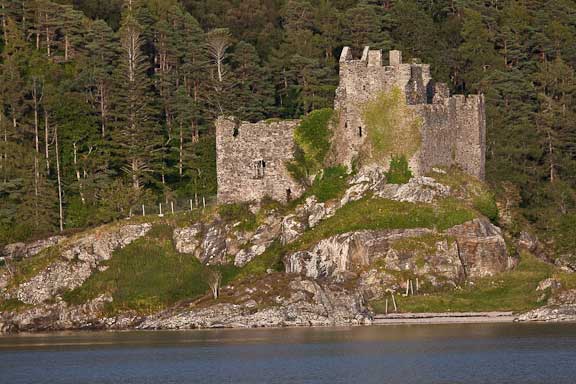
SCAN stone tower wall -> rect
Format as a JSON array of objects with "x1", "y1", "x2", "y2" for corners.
[
  {"x1": 333, "y1": 46, "x2": 485, "y2": 179},
  {"x1": 216, "y1": 118, "x2": 304, "y2": 204}
]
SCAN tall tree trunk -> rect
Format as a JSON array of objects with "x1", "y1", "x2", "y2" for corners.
[
  {"x1": 44, "y1": 112, "x2": 50, "y2": 174},
  {"x1": 99, "y1": 81, "x2": 107, "y2": 137},
  {"x1": 64, "y1": 34, "x2": 69, "y2": 61},
  {"x1": 55, "y1": 125, "x2": 64, "y2": 232},
  {"x1": 32, "y1": 79, "x2": 40, "y2": 197},
  {"x1": 1, "y1": 2, "x2": 7, "y2": 46},
  {"x1": 547, "y1": 129, "x2": 555, "y2": 183},
  {"x1": 131, "y1": 158, "x2": 140, "y2": 190},
  {"x1": 1, "y1": 112, "x2": 5, "y2": 182},
  {"x1": 73, "y1": 141, "x2": 85, "y2": 204},
  {"x1": 179, "y1": 121, "x2": 184, "y2": 178},
  {"x1": 45, "y1": 12, "x2": 51, "y2": 58}
]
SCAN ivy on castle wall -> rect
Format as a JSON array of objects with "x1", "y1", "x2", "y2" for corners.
[
  {"x1": 287, "y1": 108, "x2": 335, "y2": 184},
  {"x1": 361, "y1": 87, "x2": 422, "y2": 165}
]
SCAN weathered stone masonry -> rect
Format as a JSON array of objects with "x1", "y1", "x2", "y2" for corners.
[
  {"x1": 216, "y1": 118, "x2": 305, "y2": 204},
  {"x1": 333, "y1": 47, "x2": 485, "y2": 179},
  {"x1": 216, "y1": 47, "x2": 486, "y2": 204}
]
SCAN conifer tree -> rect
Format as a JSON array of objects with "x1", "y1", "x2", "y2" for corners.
[{"x1": 112, "y1": 0, "x2": 160, "y2": 190}]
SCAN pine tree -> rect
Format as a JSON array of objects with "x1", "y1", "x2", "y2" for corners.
[{"x1": 112, "y1": 0, "x2": 160, "y2": 190}]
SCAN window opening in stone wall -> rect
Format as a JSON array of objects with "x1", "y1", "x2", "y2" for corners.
[
  {"x1": 233, "y1": 120, "x2": 240, "y2": 137},
  {"x1": 253, "y1": 159, "x2": 266, "y2": 179},
  {"x1": 358, "y1": 126, "x2": 363, "y2": 137}
]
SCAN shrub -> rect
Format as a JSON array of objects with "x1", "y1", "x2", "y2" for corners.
[
  {"x1": 473, "y1": 191, "x2": 499, "y2": 223},
  {"x1": 288, "y1": 108, "x2": 334, "y2": 182},
  {"x1": 218, "y1": 203, "x2": 257, "y2": 231},
  {"x1": 386, "y1": 155, "x2": 413, "y2": 184},
  {"x1": 308, "y1": 166, "x2": 349, "y2": 202}
]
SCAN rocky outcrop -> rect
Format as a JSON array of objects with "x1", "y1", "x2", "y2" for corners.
[
  {"x1": 201, "y1": 224, "x2": 228, "y2": 264},
  {"x1": 1, "y1": 236, "x2": 66, "y2": 261},
  {"x1": 6, "y1": 223, "x2": 151, "y2": 305},
  {"x1": 173, "y1": 215, "x2": 283, "y2": 267},
  {"x1": 517, "y1": 289, "x2": 576, "y2": 323},
  {"x1": 173, "y1": 224, "x2": 203, "y2": 256},
  {"x1": 0, "y1": 295, "x2": 143, "y2": 333},
  {"x1": 138, "y1": 277, "x2": 371, "y2": 329},
  {"x1": 285, "y1": 218, "x2": 510, "y2": 297},
  {"x1": 446, "y1": 218, "x2": 513, "y2": 278},
  {"x1": 376, "y1": 177, "x2": 451, "y2": 203}
]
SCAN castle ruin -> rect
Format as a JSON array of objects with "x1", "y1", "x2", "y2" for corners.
[
  {"x1": 216, "y1": 47, "x2": 486, "y2": 204},
  {"x1": 333, "y1": 47, "x2": 485, "y2": 178}
]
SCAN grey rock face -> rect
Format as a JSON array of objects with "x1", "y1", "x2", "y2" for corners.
[
  {"x1": 281, "y1": 214, "x2": 307, "y2": 245},
  {"x1": 200, "y1": 224, "x2": 228, "y2": 264},
  {"x1": 285, "y1": 219, "x2": 510, "y2": 289},
  {"x1": 138, "y1": 277, "x2": 371, "y2": 330},
  {"x1": 1, "y1": 236, "x2": 66, "y2": 260},
  {"x1": 376, "y1": 177, "x2": 451, "y2": 203},
  {"x1": 173, "y1": 224, "x2": 203, "y2": 256},
  {"x1": 234, "y1": 244, "x2": 267, "y2": 267},
  {"x1": 445, "y1": 218, "x2": 512, "y2": 278}
]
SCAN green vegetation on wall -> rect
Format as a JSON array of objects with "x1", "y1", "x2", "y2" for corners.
[
  {"x1": 386, "y1": 155, "x2": 413, "y2": 184},
  {"x1": 361, "y1": 87, "x2": 422, "y2": 164},
  {"x1": 307, "y1": 166, "x2": 349, "y2": 202},
  {"x1": 287, "y1": 108, "x2": 335, "y2": 183}
]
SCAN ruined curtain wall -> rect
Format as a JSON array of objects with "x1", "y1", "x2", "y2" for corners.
[{"x1": 216, "y1": 118, "x2": 304, "y2": 204}]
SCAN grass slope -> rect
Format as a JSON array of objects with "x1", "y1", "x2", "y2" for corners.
[{"x1": 63, "y1": 224, "x2": 238, "y2": 315}]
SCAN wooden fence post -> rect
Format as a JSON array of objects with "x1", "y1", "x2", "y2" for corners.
[{"x1": 142, "y1": 204, "x2": 145, "y2": 216}]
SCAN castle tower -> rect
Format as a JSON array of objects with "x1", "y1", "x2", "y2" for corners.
[{"x1": 332, "y1": 46, "x2": 485, "y2": 179}]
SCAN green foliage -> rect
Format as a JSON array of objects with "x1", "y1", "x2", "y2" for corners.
[
  {"x1": 0, "y1": 299, "x2": 30, "y2": 313},
  {"x1": 391, "y1": 234, "x2": 455, "y2": 258},
  {"x1": 373, "y1": 252, "x2": 555, "y2": 313},
  {"x1": 361, "y1": 87, "x2": 422, "y2": 164},
  {"x1": 386, "y1": 155, "x2": 413, "y2": 184},
  {"x1": 307, "y1": 166, "x2": 349, "y2": 202},
  {"x1": 288, "y1": 108, "x2": 334, "y2": 182},
  {"x1": 473, "y1": 191, "x2": 499, "y2": 223},
  {"x1": 218, "y1": 203, "x2": 258, "y2": 231}
]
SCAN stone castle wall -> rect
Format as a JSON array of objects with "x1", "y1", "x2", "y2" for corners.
[
  {"x1": 216, "y1": 46, "x2": 486, "y2": 205},
  {"x1": 333, "y1": 47, "x2": 485, "y2": 179},
  {"x1": 216, "y1": 118, "x2": 305, "y2": 204}
]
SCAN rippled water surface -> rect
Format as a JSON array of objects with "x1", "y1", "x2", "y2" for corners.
[{"x1": 1, "y1": 323, "x2": 576, "y2": 384}]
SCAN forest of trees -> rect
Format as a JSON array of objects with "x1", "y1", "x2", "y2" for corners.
[{"x1": 0, "y1": 0, "x2": 574, "y2": 254}]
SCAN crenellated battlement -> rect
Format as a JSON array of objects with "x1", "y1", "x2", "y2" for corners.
[{"x1": 332, "y1": 46, "x2": 485, "y2": 179}]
